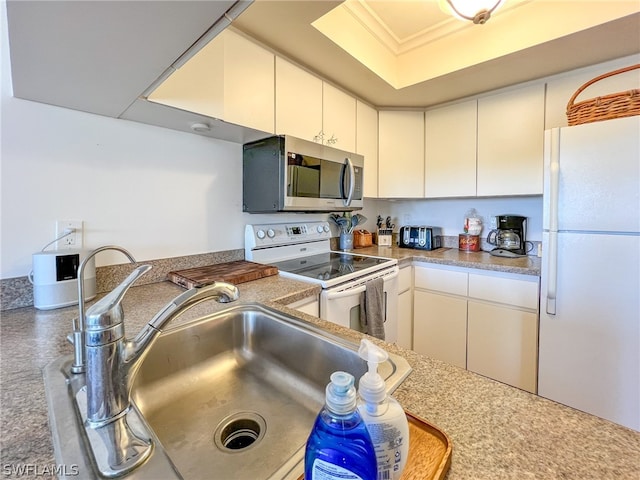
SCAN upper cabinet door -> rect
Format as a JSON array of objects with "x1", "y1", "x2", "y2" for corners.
[
  {"x1": 357, "y1": 100, "x2": 378, "y2": 198},
  {"x1": 322, "y1": 83, "x2": 356, "y2": 152},
  {"x1": 146, "y1": 33, "x2": 225, "y2": 119},
  {"x1": 275, "y1": 57, "x2": 323, "y2": 141},
  {"x1": 425, "y1": 100, "x2": 477, "y2": 198},
  {"x1": 378, "y1": 110, "x2": 425, "y2": 198},
  {"x1": 477, "y1": 83, "x2": 545, "y2": 196},
  {"x1": 223, "y1": 30, "x2": 275, "y2": 133},
  {"x1": 146, "y1": 29, "x2": 274, "y2": 134}
]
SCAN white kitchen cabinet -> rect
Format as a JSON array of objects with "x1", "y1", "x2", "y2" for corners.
[
  {"x1": 413, "y1": 264, "x2": 468, "y2": 367},
  {"x1": 356, "y1": 100, "x2": 378, "y2": 198},
  {"x1": 467, "y1": 271, "x2": 539, "y2": 392},
  {"x1": 222, "y1": 30, "x2": 275, "y2": 133},
  {"x1": 323, "y1": 83, "x2": 356, "y2": 152},
  {"x1": 412, "y1": 263, "x2": 540, "y2": 392},
  {"x1": 147, "y1": 29, "x2": 274, "y2": 134},
  {"x1": 275, "y1": 56, "x2": 323, "y2": 140},
  {"x1": 467, "y1": 301, "x2": 538, "y2": 392},
  {"x1": 424, "y1": 100, "x2": 477, "y2": 198},
  {"x1": 396, "y1": 266, "x2": 413, "y2": 349},
  {"x1": 414, "y1": 290, "x2": 467, "y2": 368},
  {"x1": 147, "y1": 35, "x2": 225, "y2": 119},
  {"x1": 286, "y1": 295, "x2": 320, "y2": 317},
  {"x1": 378, "y1": 110, "x2": 425, "y2": 198},
  {"x1": 477, "y1": 83, "x2": 545, "y2": 196}
]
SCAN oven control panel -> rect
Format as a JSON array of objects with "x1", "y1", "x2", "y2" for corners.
[{"x1": 245, "y1": 221, "x2": 331, "y2": 250}]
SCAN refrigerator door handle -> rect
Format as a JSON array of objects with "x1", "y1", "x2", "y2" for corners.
[
  {"x1": 546, "y1": 133, "x2": 560, "y2": 315},
  {"x1": 548, "y1": 129, "x2": 560, "y2": 232},
  {"x1": 546, "y1": 231, "x2": 558, "y2": 315}
]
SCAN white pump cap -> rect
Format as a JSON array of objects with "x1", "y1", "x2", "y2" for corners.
[
  {"x1": 358, "y1": 339, "x2": 388, "y2": 404},
  {"x1": 325, "y1": 371, "x2": 357, "y2": 415}
]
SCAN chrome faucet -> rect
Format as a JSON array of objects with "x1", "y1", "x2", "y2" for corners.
[
  {"x1": 80, "y1": 266, "x2": 239, "y2": 477},
  {"x1": 72, "y1": 245, "x2": 137, "y2": 374}
]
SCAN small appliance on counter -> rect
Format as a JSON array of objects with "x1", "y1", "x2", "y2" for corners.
[
  {"x1": 398, "y1": 226, "x2": 443, "y2": 251},
  {"x1": 486, "y1": 215, "x2": 528, "y2": 257},
  {"x1": 31, "y1": 249, "x2": 96, "y2": 310}
]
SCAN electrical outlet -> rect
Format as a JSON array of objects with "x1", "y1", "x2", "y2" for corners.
[{"x1": 56, "y1": 220, "x2": 83, "y2": 249}]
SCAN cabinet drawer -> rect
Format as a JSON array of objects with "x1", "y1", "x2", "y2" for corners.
[
  {"x1": 414, "y1": 265, "x2": 468, "y2": 296},
  {"x1": 468, "y1": 272, "x2": 539, "y2": 310},
  {"x1": 398, "y1": 266, "x2": 412, "y2": 293}
]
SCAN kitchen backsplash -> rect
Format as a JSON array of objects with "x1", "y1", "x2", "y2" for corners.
[{"x1": 360, "y1": 196, "x2": 543, "y2": 241}]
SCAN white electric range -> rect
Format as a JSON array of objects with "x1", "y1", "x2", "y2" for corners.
[{"x1": 245, "y1": 221, "x2": 398, "y2": 342}]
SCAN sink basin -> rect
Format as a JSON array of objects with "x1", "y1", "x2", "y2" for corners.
[{"x1": 44, "y1": 303, "x2": 411, "y2": 479}]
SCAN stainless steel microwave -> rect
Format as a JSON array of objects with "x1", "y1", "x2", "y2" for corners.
[{"x1": 243, "y1": 135, "x2": 364, "y2": 213}]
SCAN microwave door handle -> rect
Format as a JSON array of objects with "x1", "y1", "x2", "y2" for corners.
[{"x1": 342, "y1": 158, "x2": 355, "y2": 207}]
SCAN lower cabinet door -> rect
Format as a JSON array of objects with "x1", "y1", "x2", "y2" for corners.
[
  {"x1": 467, "y1": 301, "x2": 538, "y2": 393},
  {"x1": 397, "y1": 289, "x2": 413, "y2": 350},
  {"x1": 413, "y1": 291, "x2": 467, "y2": 369}
]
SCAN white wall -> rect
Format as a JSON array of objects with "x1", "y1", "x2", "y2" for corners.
[{"x1": 360, "y1": 197, "x2": 542, "y2": 240}]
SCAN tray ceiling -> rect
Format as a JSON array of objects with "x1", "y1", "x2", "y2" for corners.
[{"x1": 233, "y1": 0, "x2": 640, "y2": 107}]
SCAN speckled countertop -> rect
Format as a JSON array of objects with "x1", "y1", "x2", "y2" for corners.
[
  {"x1": 2, "y1": 270, "x2": 639, "y2": 479},
  {"x1": 347, "y1": 244, "x2": 541, "y2": 276}
]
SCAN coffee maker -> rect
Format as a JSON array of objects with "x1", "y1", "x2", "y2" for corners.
[{"x1": 486, "y1": 215, "x2": 527, "y2": 257}]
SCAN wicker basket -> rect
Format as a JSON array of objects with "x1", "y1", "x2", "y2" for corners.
[
  {"x1": 566, "y1": 64, "x2": 640, "y2": 126},
  {"x1": 353, "y1": 229, "x2": 372, "y2": 248}
]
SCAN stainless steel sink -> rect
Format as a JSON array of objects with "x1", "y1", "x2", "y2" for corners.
[{"x1": 44, "y1": 303, "x2": 411, "y2": 479}]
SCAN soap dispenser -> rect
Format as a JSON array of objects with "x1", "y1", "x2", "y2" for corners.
[
  {"x1": 305, "y1": 371, "x2": 377, "y2": 480},
  {"x1": 357, "y1": 339, "x2": 410, "y2": 480}
]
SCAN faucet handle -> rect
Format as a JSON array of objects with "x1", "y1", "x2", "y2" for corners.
[{"x1": 85, "y1": 265, "x2": 152, "y2": 333}]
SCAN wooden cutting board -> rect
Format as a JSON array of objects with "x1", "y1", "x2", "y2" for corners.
[{"x1": 167, "y1": 260, "x2": 278, "y2": 289}]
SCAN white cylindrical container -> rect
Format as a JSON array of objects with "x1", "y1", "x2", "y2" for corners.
[
  {"x1": 31, "y1": 249, "x2": 96, "y2": 310},
  {"x1": 357, "y1": 339, "x2": 410, "y2": 480}
]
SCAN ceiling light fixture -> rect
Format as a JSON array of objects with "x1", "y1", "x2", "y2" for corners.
[{"x1": 439, "y1": 0, "x2": 505, "y2": 24}]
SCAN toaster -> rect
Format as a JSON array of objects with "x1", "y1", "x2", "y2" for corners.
[{"x1": 399, "y1": 226, "x2": 443, "y2": 250}]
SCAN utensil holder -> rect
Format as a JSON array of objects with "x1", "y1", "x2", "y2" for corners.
[{"x1": 339, "y1": 232, "x2": 354, "y2": 250}]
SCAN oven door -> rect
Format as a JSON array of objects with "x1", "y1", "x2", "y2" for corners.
[{"x1": 319, "y1": 267, "x2": 399, "y2": 343}]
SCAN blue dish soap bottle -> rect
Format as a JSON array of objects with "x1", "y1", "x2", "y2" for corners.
[{"x1": 304, "y1": 371, "x2": 377, "y2": 480}]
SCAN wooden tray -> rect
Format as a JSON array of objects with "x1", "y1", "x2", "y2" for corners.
[
  {"x1": 401, "y1": 411, "x2": 452, "y2": 480},
  {"x1": 167, "y1": 260, "x2": 278, "y2": 289},
  {"x1": 297, "y1": 411, "x2": 451, "y2": 480}
]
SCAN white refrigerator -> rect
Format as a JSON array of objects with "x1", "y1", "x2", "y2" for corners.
[{"x1": 539, "y1": 115, "x2": 640, "y2": 431}]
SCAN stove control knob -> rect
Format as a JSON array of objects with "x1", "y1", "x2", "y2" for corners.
[
  {"x1": 256, "y1": 229, "x2": 266, "y2": 240},
  {"x1": 323, "y1": 225, "x2": 330, "y2": 233},
  {"x1": 267, "y1": 229, "x2": 276, "y2": 238},
  {"x1": 316, "y1": 225, "x2": 324, "y2": 234}
]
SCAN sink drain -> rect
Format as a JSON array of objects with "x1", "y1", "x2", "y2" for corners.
[{"x1": 214, "y1": 412, "x2": 266, "y2": 453}]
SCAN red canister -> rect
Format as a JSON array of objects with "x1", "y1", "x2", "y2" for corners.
[{"x1": 459, "y1": 234, "x2": 480, "y2": 252}]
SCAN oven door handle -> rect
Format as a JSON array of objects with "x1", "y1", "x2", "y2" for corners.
[
  {"x1": 324, "y1": 269, "x2": 399, "y2": 300},
  {"x1": 325, "y1": 284, "x2": 367, "y2": 300}
]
